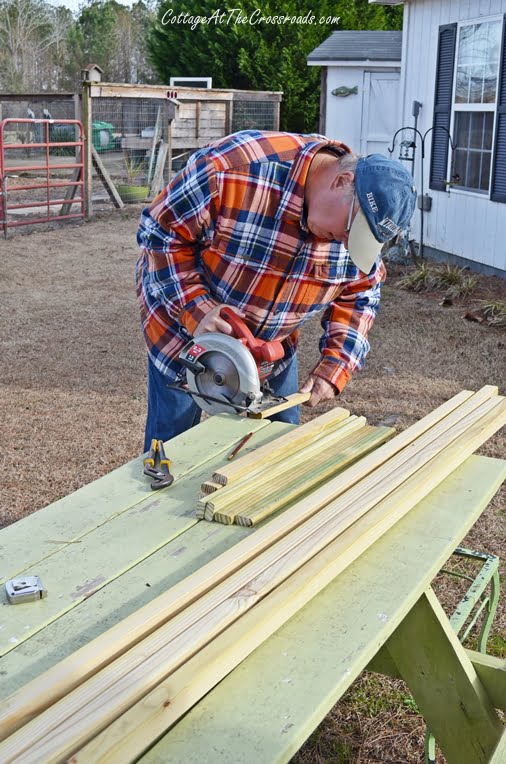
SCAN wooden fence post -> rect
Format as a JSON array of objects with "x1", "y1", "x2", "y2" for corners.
[{"x1": 81, "y1": 82, "x2": 93, "y2": 220}]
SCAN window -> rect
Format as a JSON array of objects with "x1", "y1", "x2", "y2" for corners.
[
  {"x1": 452, "y1": 20, "x2": 502, "y2": 193},
  {"x1": 430, "y1": 16, "x2": 506, "y2": 202}
]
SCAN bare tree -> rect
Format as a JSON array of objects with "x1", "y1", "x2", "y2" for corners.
[{"x1": 0, "y1": 0, "x2": 71, "y2": 91}]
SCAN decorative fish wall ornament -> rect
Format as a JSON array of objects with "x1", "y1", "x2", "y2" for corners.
[{"x1": 332, "y1": 86, "x2": 358, "y2": 97}]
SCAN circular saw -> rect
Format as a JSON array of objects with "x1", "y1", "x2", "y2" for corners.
[{"x1": 174, "y1": 307, "x2": 287, "y2": 417}]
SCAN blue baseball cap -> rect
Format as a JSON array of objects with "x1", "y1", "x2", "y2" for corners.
[{"x1": 347, "y1": 154, "x2": 417, "y2": 273}]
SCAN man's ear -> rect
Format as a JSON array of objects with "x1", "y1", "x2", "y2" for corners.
[{"x1": 332, "y1": 170, "x2": 355, "y2": 190}]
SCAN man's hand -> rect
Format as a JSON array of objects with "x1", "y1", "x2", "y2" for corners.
[
  {"x1": 300, "y1": 375, "x2": 338, "y2": 407},
  {"x1": 193, "y1": 305, "x2": 245, "y2": 337}
]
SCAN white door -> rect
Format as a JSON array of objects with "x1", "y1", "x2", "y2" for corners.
[{"x1": 360, "y1": 71, "x2": 400, "y2": 156}]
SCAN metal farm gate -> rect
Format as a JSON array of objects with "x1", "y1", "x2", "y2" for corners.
[{"x1": 0, "y1": 118, "x2": 85, "y2": 236}]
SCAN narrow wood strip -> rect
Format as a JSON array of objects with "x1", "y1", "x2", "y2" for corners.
[
  {"x1": 215, "y1": 424, "x2": 380, "y2": 525},
  {"x1": 195, "y1": 421, "x2": 294, "y2": 512},
  {"x1": 212, "y1": 406, "x2": 352, "y2": 486},
  {"x1": 72, "y1": 452, "x2": 506, "y2": 764},
  {"x1": 246, "y1": 391, "x2": 311, "y2": 419},
  {"x1": 131, "y1": 460, "x2": 506, "y2": 764},
  {"x1": 0, "y1": 390, "x2": 480, "y2": 740},
  {"x1": 13, "y1": 398, "x2": 505, "y2": 764},
  {"x1": 2, "y1": 395, "x2": 503, "y2": 762},
  {"x1": 91, "y1": 146, "x2": 124, "y2": 209},
  {"x1": 202, "y1": 416, "x2": 366, "y2": 522},
  {"x1": 234, "y1": 426, "x2": 395, "y2": 527},
  {"x1": 200, "y1": 481, "x2": 222, "y2": 495}
]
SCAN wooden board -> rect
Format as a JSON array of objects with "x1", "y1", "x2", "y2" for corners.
[
  {"x1": 118, "y1": 457, "x2": 506, "y2": 764},
  {"x1": 91, "y1": 146, "x2": 124, "y2": 209},
  {"x1": 0, "y1": 424, "x2": 292, "y2": 734},
  {"x1": 234, "y1": 426, "x2": 395, "y2": 527},
  {"x1": 2, "y1": 397, "x2": 503, "y2": 761},
  {"x1": 0, "y1": 519, "x2": 251, "y2": 709},
  {"x1": 0, "y1": 415, "x2": 270, "y2": 585},
  {"x1": 0, "y1": 389, "x2": 484, "y2": 726},
  {"x1": 246, "y1": 392, "x2": 311, "y2": 419},
  {"x1": 212, "y1": 406, "x2": 351, "y2": 486},
  {"x1": 386, "y1": 589, "x2": 502, "y2": 764},
  {"x1": 201, "y1": 416, "x2": 366, "y2": 522},
  {"x1": 0, "y1": 420, "x2": 280, "y2": 657}
]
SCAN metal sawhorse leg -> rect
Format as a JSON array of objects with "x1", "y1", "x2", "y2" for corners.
[{"x1": 425, "y1": 547, "x2": 501, "y2": 764}]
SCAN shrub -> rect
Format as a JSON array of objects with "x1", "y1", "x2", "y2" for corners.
[
  {"x1": 396, "y1": 262, "x2": 435, "y2": 292},
  {"x1": 397, "y1": 263, "x2": 478, "y2": 298},
  {"x1": 432, "y1": 264, "x2": 478, "y2": 298},
  {"x1": 480, "y1": 299, "x2": 506, "y2": 327}
]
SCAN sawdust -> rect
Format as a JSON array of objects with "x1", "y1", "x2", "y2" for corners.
[{"x1": 0, "y1": 208, "x2": 505, "y2": 764}]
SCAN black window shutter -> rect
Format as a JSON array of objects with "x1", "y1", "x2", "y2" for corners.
[
  {"x1": 491, "y1": 14, "x2": 506, "y2": 202},
  {"x1": 429, "y1": 23, "x2": 457, "y2": 192}
]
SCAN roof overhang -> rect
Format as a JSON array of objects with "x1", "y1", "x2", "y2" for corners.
[{"x1": 307, "y1": 59, "x2": 401, "y2": 67}]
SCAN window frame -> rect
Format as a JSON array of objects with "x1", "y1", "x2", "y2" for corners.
[{"x1": 449, "y1": 15, "x2": 503, "y2": 197}]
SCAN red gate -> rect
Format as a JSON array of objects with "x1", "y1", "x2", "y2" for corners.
[{"x1": 0, "y1": 118, "x2": 85, "y2": 236}]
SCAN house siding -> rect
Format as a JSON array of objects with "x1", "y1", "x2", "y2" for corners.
[{"x1": 402, "y1": 0, "x2": 506, "y2": 272}]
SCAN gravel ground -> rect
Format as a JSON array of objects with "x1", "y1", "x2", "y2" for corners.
[{"x1": 0, "y1": 208, "x2": 504, "y2": 763}]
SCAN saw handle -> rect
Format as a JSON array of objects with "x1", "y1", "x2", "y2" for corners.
[{"x1": 220, "y1": 307, "x2": 284, "y2": 364}]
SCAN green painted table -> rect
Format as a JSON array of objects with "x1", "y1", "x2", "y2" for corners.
[{"x1": 1, "y1": 414, "x2": 505, "y2": 763}]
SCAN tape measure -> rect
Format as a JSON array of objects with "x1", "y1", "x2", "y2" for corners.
[{"x1": 5, "y1": 576, "x2": 47, "y2": 604}]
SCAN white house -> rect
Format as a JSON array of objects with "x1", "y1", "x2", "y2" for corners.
[{"x1": 365, "y1": 0, "x2": 506, "y2": 276}]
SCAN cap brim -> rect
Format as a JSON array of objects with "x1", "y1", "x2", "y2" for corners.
[{"x1": 347, "y1": 208, "x2": 382, "y2": 273}]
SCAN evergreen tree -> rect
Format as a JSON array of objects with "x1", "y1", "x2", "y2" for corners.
[{"x1": 148, "y1": 0, "x2": 403, "y2": 131}]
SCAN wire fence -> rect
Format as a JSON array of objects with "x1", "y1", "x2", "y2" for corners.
[
  {"x1": 0, "y1": 85, "x2": 283, "y2": 221},
  {"x1": 90, "y1": 96, "x2": 170, "y2": 205}
]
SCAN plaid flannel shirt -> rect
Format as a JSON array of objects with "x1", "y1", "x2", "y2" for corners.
[{"x1": 136, "y1": 130, "x2": 386, "y2": 392}]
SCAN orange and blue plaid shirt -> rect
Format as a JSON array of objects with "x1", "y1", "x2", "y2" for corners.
[{"x1": 136, "y1": 130, "x2": 386, "y2": 391}]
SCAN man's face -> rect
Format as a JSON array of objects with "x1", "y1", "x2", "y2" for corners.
[{"x1": 306, "y1": 172, "x2": 357, "y2": 247}]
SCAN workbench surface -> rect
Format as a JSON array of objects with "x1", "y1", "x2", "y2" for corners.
[{"x1": 1, "y1": 414, "x2": 505, "y2": 763}]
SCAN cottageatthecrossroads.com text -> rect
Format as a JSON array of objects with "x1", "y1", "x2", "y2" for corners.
[{"x1": 161, "y1": 9, "x2": 341, "y2": 28}]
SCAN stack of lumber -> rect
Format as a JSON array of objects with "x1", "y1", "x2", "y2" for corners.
[
  {"x1": 197, "y1": 408, "x2": 396, "y2": 525},
  {"x1": 0, "y1": 386, "x2": 504, "y2": 764}
]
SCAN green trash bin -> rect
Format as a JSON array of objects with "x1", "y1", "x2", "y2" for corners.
[{"x1": 92, "y1": 121, "x2": 114, "y2": 152}]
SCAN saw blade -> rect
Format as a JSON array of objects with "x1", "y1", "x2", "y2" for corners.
[
  {"x1": 184, "y1": 333, "x2": 263, "y2": 416},
  {"x1": 194, "y1": 351, "x2": 241, "y2": 401}
]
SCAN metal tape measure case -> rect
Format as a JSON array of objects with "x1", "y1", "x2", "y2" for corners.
[{"x1": 5, "y1": 576, "x2": 47, "y2": 604}]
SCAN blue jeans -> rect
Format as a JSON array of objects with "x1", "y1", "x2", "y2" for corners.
[{"x1": 144, "y1": 354, "x2": 300, "y2": 451}]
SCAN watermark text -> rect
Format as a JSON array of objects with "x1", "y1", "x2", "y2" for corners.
[{"x1": 161, "y1": 8, "x2": 341, "y2": 30}]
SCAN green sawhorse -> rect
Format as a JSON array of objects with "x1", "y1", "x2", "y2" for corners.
[{"x1": 424, "y1": 547, "x2": 501, "y2": 764}]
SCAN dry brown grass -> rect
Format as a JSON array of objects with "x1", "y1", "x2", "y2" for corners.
[{"x1": 0, "y1": 208, "x2": 505, "y2": 763}]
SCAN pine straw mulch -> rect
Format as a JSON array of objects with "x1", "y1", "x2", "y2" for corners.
[{"x1": 0, "y1": 207, "x2": 505, "y2": 764}]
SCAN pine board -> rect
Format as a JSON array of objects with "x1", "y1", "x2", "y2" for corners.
[
  {"x1": 0, "y1": 415, "x2": 270, "y2": 585},
  {"x1": 0, "y1": 519, "x2": 251, "y2": 703},
  {"x1": 212, "y1": 406, "x2": 352, "y2": 486},
  {"x1": 0, "y1": 424, "x2": 291, "y2": 732},
  {"x1": 3, "y1": 397, "x2": 503, "y2": 762},
  {"x1": 1, "y1": 389, "x2": 485, "y2": 719},
  {"x1": 204, "y1": 417, "x2": 368, "y2": 523},
  {"x1": 234, "y1": 426, "x2": 395, "y2": 527},
  {"x1": 0, "y1": 421, "x2": 286, "y2": 657},
  {"x1": 139, "y1": 456, "x2": 506, "y2": 764}
]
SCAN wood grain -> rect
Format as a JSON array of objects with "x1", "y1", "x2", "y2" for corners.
[
  {"x1": 0, "y1": 393, "x2": 503, "y2": 762},
  {"x1": 0, "y1": 389, "x2": 491, "y2": 745},
  {"x1": 212, "y1": 406, "x2": 352, "y2": 486},
  {"x1": 25, "y1": 402, "x2": 506, "y2": 764}
]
